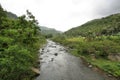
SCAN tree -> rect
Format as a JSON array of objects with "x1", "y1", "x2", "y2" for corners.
[
  {"x1": 0, "y1": 4, "x2": 6, "y2": 18},
  {"x1": 0, "y1": 4, "x2": 6, "y2": 24}
]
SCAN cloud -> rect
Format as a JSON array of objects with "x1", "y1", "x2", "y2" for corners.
[
  {"x1": 94, "y1": 0, "x2": 120, "y2": 16},
  {"x1": 0, "y1": 0, "x2": 120, "y2": 31}
]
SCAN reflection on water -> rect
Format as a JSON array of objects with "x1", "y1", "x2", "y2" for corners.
[{"x1": 36, "y1": 40, "x2": 107, "y2": 80}]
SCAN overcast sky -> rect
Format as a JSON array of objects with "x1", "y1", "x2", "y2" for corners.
[{"x1": 0, "y1": 0, "x2": 120, "y2": 31}]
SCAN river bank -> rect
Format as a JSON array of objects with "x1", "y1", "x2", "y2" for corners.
[{"x1": 35, "y1": 40, "x2": 115, "y2": 80}]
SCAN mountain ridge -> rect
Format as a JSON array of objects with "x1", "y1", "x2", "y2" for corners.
[
  {"x1": 65, "y1": 13, "x2": 120, "y2": 36},
  {"x1": 40, "y1": 26, "x2": 62, "y2": 36}
]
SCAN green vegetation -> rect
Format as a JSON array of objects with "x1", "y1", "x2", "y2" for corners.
[
  {"x1": 52, "y1": 13, "x2": 120, "y2": 78},
  {"x1": 40, "y1": 26, "x2": 62, "y2": 38},
  {"x1": 65, "y1": 13, "x2": 120, "y2": 37},
  {"x1": 83, "y1": 56, "x2": 120, "y2": 77},
  {"x1": 5, "y1": 11, "x2": 18, "y2": 19},
  {"x1": 0, "y1": 5, "x2": 46, "y2": 80},
  {"x1": 53, "y1": 36, "x2": 120, "y2": 77}
]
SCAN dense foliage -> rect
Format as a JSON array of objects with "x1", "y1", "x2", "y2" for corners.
[
  {"x1": 52, "y1": 13, "x2": 120, "y2": 78},
  {"x1": 5, "y1": 11, "x2": 17, "y2": 19},
  {"x1": 53, "y1": 36, "x2": 120, "y2": 77},
  {"x1": 40, "y1": 26, "x2": 62, "y2": 38},
  {"x1": 65, "y1": 13, "x2": 120, "y2": 37},
  {"x1": 0, "y1": 5, "x2": 46, "y2": 80}
]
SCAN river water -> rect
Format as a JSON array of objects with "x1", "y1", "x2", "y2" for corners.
[{"x1": 36, "y1": 40, "x2": 111, "y2": 80}]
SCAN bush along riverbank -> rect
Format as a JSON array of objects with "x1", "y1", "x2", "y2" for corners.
[
  {"x1": 0, "y1": 5, "x2": 46, "y2": 80},
  {"x1": 52, "y1": 13, "x2": 120, "y2": 79},
  {"x1": 52, "y1": 35, "x2": 120, "y2": 79}
]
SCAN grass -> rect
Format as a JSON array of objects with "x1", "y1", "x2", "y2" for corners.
[
  {"x1": 70, "y1": 49, "x2": 80, "y2": 56},
  {"x1": 52, "y1": 36, "x2": 120, "y2": 78},
  {"x1": 82, "y1": 56, "x2": 120, "y2": 77}
]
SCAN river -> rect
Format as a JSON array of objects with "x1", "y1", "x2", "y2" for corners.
[{"x1": 36, "y1": 40, "x2": 113, "y2": 80}]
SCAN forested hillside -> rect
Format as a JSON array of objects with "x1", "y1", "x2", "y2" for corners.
[
  {"x1": 0, "y1": 5, "x2": 46, "y2": 80},
  {"x1": 40, "y1": 26, "x2": 62, "y2": 38},
  {"x1": 65, "y1": 13, "x2": 120, "y2": 37},
  {"x1": 52, "y1": 13, "x2": 120, "y2": 78},
  {"x1": 5, "y1": 11, "x2": 18, "y2": 19}
]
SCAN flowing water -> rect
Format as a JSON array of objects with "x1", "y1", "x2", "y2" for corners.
[{"x1": 36, "y1": 40, "x2": 113, "y2": 80}]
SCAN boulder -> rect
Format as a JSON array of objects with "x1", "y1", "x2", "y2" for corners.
[
  {"x1": 51, "y1": 58, "x2": 54, "y2": 61},
  {"x1": 31, "y1": 67, "x2": 40, "y2": 75},
  {"x1": 108, "y1": 53, "x2": 120, "y2": 62},
  {"x1": 88, "y1": 65, "x2": 93, "y2": 68},
  {"x1": 54, "y1": 53, "x2": 58, "y2": 56},
  {"x1": 90, "y1": 54, "x2": 96, "y2": 61}
]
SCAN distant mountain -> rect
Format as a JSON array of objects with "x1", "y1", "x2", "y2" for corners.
[
  {"x1": 40, "y1": 26, "x2": 62, "y2": 36},
  {"x1": 65, "y1": 13, "x2": 120, "y2": 37},
  {"x1": 5, "y1": 11, "x2": 18, "y2": 19},
  {"x1": 3, "y1": 10, "x2": 62, "y2": 37}
]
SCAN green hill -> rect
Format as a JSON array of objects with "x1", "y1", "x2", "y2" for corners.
[
  {"x1": 65, "y1": 13, "x2": 120, "y2": 37},
  {"x1": 40, "y1": 26, "x2": 62, "y2": 37},
  {"x1": 52, "y1": 13, "x2": 120, "y2": 78},
  {"x1": 5, "y1": 11, "x2": 18, "y2": 19}
]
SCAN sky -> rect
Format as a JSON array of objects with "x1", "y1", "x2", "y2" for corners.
[{"x1": 0, "y1": 0, "x2": 120, "y2": 31}]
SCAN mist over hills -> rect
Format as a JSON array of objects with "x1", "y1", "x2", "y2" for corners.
[{"x1": 40, "y1": 26, "x2": 62, "y2": 35}]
